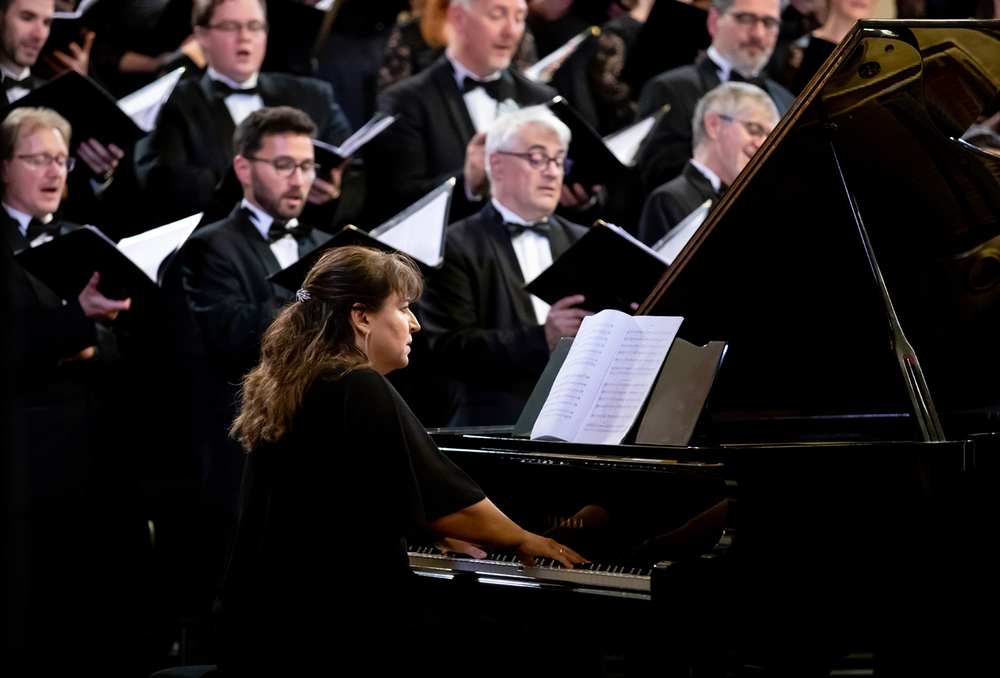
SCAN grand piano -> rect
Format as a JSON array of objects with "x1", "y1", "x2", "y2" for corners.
[{"x1": 411, "y1": 21, "x2": 1000, "y2": 675}]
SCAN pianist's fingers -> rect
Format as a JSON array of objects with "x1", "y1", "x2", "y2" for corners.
[{"x1": 513, "y1": 533, "x2": 587, "y2": 570}]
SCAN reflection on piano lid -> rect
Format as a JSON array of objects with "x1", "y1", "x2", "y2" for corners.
[{"x1": 638, "y1": 20, "x2": 1000, "y2": 443}]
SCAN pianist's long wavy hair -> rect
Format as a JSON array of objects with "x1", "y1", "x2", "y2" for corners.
[{"x1": 232, "y1": 246, "x2": 423, "y2": 452}]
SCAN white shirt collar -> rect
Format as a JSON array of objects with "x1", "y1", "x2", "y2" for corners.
[
  {"x1": 706, "y1": 47, "x2": 734, "y2": 83},
  {"x1": 690, "y1": 159, "x2": 723, "y2": 192},
  {"x1": 207, "y1": 67, "x2": 259, "y2": 91},
  {"x1": 242, "y1": 198, "x2": 297, "y2": 240},
  {"x1": 447, "y1": 55, "x2": 502, "y2": 89},
  {"x1": 492, "y1": 197, "x2": 549, "y2": 228},
  {"x1": 1, "y1": 64, "x2": 31, "y2": 82},
  {"x1": 4, "y1": 202, "x2": 51, "y2": 236}
]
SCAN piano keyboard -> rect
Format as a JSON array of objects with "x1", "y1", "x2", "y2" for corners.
[{"x1": 407, "y1": 547, "x2": 652, "y2": 593}]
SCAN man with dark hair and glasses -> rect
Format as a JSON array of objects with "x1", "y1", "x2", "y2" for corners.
[
  {"x1": 136, "y1": 0, "x2": 353, "y2": 226},
  {"x1": 422, "y1": 105, "x2": 592, "y2": 425},
  {"x1": 638, "y1": 81, "x2": 779, "y2": 245},
  {"x1": 635, "y1": 0, "x2": 794, "y2": 194},
  {"x1": 179, "y1": 105, "x2": 332, "y2": 516}
]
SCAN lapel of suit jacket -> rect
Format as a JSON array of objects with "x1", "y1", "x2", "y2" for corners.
[
  {"x1": 298, "y1": 226, "x2": 331, "y2": 259},
  {"x1": 546, "y1": 214, "x2": 578, "y2": 261},
  {"x1": 682, "y1": 161, "x2": 720, "y2": 202},
  {"x1": 231, "y1": 206, "x2": 283, "y2": 277},
  {"x1": 4, "y1": 213, "x2": 65, "y2": 307},
  {"x1": 200, "y1": 73, "x2": 237, "y2": 163},
  {"x1": 695, "y1": 55, "x2": 723, "y2": 93},
  {"x1": 431, "y1": 58, "x2": 477, "y2": 145},
  {"x1": 482, "y1": 204, "x2": 538, "y2": 326}
]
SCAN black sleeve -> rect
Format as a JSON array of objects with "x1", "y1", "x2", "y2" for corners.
[
  {"x1": 303, "y1": 369, "x2": 485, "y2": 534},
  {"x1": 637, "y1": 187, "x2": 685, "y2": 246}
]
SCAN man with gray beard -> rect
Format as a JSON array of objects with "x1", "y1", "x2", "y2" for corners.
[{"x1": 635, "y1": 0, "x2": 794, "y2": 192}]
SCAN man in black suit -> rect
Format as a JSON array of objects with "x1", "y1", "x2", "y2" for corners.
[
  {"x1": 2, "y1": 106, "x2": 137, "y2": 675},
  {"x1": 136, "y1": 0, "x2": 353, "y2": 225},
  {"x1": 635, "y1": 0, "x2": 794, "y2": 192},
  {"x1": 369, "y1": 0, "x2": 558, "y2": 224},
  {"x1": 1, "y1": 0, "x2": 126, "y2": 199},
  {"x1": 181, "y1": 105, "x2": 330, "y2": 514},
  {"x1": 638, "y1": 81, "x2": 778, "y2": 246},
  {"x1": 422, "y1": 105, "x2": 592, "y2": 425}
]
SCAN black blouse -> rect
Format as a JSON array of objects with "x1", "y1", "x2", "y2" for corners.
[{"x1": 217, "y1": 367, "x2": 485, "y2": 672}]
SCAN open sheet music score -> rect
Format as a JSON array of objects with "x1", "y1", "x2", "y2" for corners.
[{"x1": 531, "y1": 310, "x2": 683, "y2": 444}]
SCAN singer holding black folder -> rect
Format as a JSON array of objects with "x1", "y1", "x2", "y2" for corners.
[
  {"x1": 422, "y1": 104, "x2": 592, "y2": 425},
  {"x1": 217, "y1": 245, "x2": 584, "y2": 676},
  {"x1": 2, "y1": 105, "x2": 138, "y2": 675}
]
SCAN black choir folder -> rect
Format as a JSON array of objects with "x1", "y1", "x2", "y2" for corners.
[
  {"x1": 547, "y1": 97, "x2": 667, "y2": 187},
  {"x1": 525, "y1": 221, "x2": 669, "y2": 314},
  {"x1": 269, "y1": 178, "x2": 454, "y2": 290},
  {"x1": 513, "y1": 311, "x2": 727, "y2": 446},
  {"x1": 13, "y1": 214, "x2": 200, "y2": 305},
  {"x1": 6, "y1": 70, "x2": 146, "y2": 150}
]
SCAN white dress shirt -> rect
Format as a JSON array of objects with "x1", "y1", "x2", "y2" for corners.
[
  {"x1": 242, "y1": 199, "x2": 300, "y2": 269},
  {"x1": 208, "y1": 67, "x2": 264, "y2": 126},
  {"x1": 492, "y1": 198, "x2": 552, "y2": 323},
  {"x1": 689, "y1": 159, "x2": 723, "y2": 192},
  {"x1": 1, "y1": 64, "x2": 32, "y2": 103}
]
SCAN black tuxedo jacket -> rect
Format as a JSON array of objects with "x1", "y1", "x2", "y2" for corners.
[
  {"x1": 135, "y1": 71, "x2": 353, "y2": 224},
  {"x1": 370, "y1": 57, "x2": 556, "y2": 223},
  {"x1": 637, "y1": 161, "x2": 720, "y2": 246},
  {"x1": 180, "y1": 205, "x2": 330, "y2": 510},
  {"x1": 3, "y1": 213, "x2": 129, "y2": 511},
  {"x1": 421, "y1": 204, "x2": 588, "y2": 425},
  {"x1": 635, "y1": 56, "x2": 795, "y2": 192}
]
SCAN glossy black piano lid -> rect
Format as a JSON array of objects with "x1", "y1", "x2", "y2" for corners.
[{"x1": 640, "y1": 20, "x2": 1000, "y2": 443}]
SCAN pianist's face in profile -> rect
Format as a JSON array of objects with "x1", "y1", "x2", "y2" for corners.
[
  {"x1": 707, "y1": 0, "x2": 783, "y2": 77},
  {"x1": 232, "y1": 245, "x2": 422, "y2": 449},
  {"x1": 1, "y1": 108, "x2": 71, "y2": 220},
  {"x1": 193, "y1": 0, "x2": 268, "y2": 84}
]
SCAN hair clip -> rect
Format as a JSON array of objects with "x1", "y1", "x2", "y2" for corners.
[{"x1": 296, "y1": 288, "x2": 311, "y2": 302}]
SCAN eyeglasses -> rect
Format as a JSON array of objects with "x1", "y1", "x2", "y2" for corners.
[
  {"x1": 205, "y1": 20, "x2": 268, "y2": 34},
  {"x1": 247, "y1": 156, "x2": 319, "y2": 177},
  {"x1": 17, "y1": 153, "x2": 75, "y2": 172},
  {"x1": 724, "y1": 11, "x2": 782, "y2": 33},
  {"x1": 717, "y1": 114, "x2": 770, "y2": 139},
  {"x1": 496, "y1": 150, "x2": 573, "y2": 175}
]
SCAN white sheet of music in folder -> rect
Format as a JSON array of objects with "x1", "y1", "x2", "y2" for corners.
[
  {"x1": 371, "y1": 190, "x2": 449, "y2": 268},
  {"x1": 117, "y1": 213, "x2": 202, "y2": 283},
  {"x1": 531, "y1": 310, "x2": 683, "y2": 445},
  {"x1": 603, "y1": 114, "x2": 658, "y2": 166}
]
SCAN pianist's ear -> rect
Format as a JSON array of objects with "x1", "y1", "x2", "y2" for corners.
[{"x1": 350, "y1": 303, "x2": 370, "y2": 340}]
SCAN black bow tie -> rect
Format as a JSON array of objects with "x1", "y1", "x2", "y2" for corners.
[
  {"x1": 26, "y1": 217, "x2": 58, "y2": 243},
  {"x1": 212, "y1": 79, "x2": 259, "y2": 98},
  {"x1": 461, "y1": 76, "x2": 502, "y2": 100},
  {"x1": 3, "y1": 73, "x2": 39, "y2": 91},
  {"x1": 268, "y1": 221, "x2": 312, "y2": 243},
  {"x1": 505, "y1": 220, "x2": 550, "y2": 238},
  {"x1": 727, "y1": 70, "x2": 769, "y2": 90}
]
